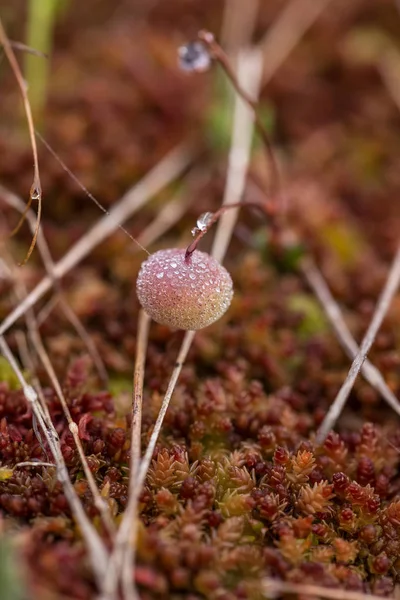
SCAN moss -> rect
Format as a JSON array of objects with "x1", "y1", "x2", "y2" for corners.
[
  {"x1": 0, "y1": 538, "x2": 26, "y2": 600},
  {"x1": 0, "y1": 357, "x2": 22, "y2": 390},
  {"x1": 287, "y1": 293, "x2": 328, "y2": 338}
]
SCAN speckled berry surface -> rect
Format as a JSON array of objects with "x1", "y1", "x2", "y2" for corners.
[{"x1": 136, "y1": 248, "x2": 233, "y2": 330}]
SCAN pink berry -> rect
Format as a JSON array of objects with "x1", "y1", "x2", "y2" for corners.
[{"x1": 136, "y1": 248, "x2": 233, "y2": 330}]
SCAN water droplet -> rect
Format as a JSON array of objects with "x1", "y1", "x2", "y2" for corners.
[
  {"x1": 189, "y1": 273, "x2": 196, "y2": 280},
  {"x1": 170, "y1": 262, "x2": 177, "y2": 268},
  {"x1": 30, "y1": 184, "x2": 41, "y2": 200},
  {"x1": 156, "y1": 272, "x2": 164, "y2": 279},
  {"x1": 197, "y1": 212, "x2": 214, "y2": 232},
  {"x1": 178, "y1": 42, "x2": 211, "y2": 73}
]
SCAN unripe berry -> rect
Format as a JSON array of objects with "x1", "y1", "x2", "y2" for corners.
[{"x1": 136, "y1": 248, "x2": 233, "y2": 330}]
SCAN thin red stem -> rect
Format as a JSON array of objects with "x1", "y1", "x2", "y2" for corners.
[
  {"x1": 198, "y1": 30, "x2": 282, "y2": 210},
  {"x1": 185, "y1": 200, "x2": 265, "y2": 260}
]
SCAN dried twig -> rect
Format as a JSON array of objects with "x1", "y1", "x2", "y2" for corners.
[
  {"x1": 103, "y1": 330, "x2": 195, "y2": 598},
  {"x1": 0, "y1": 143, "x2": 193, "y2": 337},
  {"x1": 28, "y1": 324, "x2": 115, "y2": 534},
  {"x1": 0, "y1": 185, "x2": 108, "y2": 384},
  {"x1": 24, "y1": 176, "x2": 197, "y2": 332},
  {"x1": 316, "y1": 246, "x2": 400, "y2": 443},
  {"x1": 263, "y1": 578, "x2": 394, "y2": 600},
  {"x1": 220, "y1": 0, "x2": 259, "y2": 53},
  {"x1": 14, "y1": 329, "x2": 53, "y2": 428},
  {"x1": 134, "y1": 169, "x2": 206, "y2": 250},
  {"x1": 122, "y1": 310, "x2": 151, "y2": 599},
  {"x1": 301, "y1": 256, "x2": 400, "y2": 418},
  {"x1": 199, "y1": 32, "x2": 279, "y2": 198},
  {"x1": 36, "y1": 132, "x2": 150, "y2": 257},
  {"x1": 257, "y1": 0, "x2": 334, "y2": 86},
  {"x1": 13, "y1": 461, "x2": 55, "y2": 469},
  {"x1": 0, "y1": 17, "x2": 42, "y2": 265},
  {"x1": 0, "y1": 335, "x2": 108, "y2": 588},
  {"x1": 34, "y1": 294, "x2": 60, "y2": 328},
  {"x1": 137, "y1": 331, "x2": 196, "y2": 486},
  {"x1": 9, "y1": 40, "x2": 48, "y2": 59},
  {"x1": 211, "y1": 48, "x2": 263, "y2": 263},
  {"x1": 2, "y1": 245, "x2": 115, "y2": 535}
]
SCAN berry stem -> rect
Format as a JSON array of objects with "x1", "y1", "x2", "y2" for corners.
[
  {"x1": 198, "y1": 30, "x2": 282, "y2": 207},
  {"x1": 185, "y1": 200, "x2": 265, "y2": 261}
]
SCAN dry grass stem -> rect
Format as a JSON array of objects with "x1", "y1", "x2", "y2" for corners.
[
  {"x1": 107, "y1": 34, "x2": 265, "y2": 597},
  {"x1": 122, "y1": 309, "x2": 151, "y2": 599},
  {"x1": 23, "y1": 177, "x2": 195, "y2": 332},
  {"x1": 0, "y1": 185, "x2": 108, "y2": 383},
  {"x1": 105, "y1": 331, "x2": 195, "y2": 598},
  {"x1": 56, "y1": 296, "x2": 109, "y2": 385},
  {"x1": 14, "y1": 329, "x2": 52, "y2": 422},
  {"x1": 316, "y1": 245, "x2": 400, "y2": 443},
  {"x1": 13, "y1": 461, "x2": 55, "y2": 469},
  {"x1": 211, "y1": 48, "x2": 263, "y2": 263},
  {"x1": 14, "y1": 330, "x2": 53, "y2": 460},
  {"x1": 137, "y1": 330, "x2": 196, "y2": 489},
  {"x1": 0, "y1": 335, "x2": 109, "y2": 588},
  {"x1": 302, "y1": 257, "x2": 400, "y2": 417},
  {"x1": 0, "y1": 142, "x2": 193, "y2": 336},
  {"x1": 257, "y1": 0, "x2": 334, "y2": 86},
  {"x1": 29, "y1": 325, "x2": 115, "y2": 535},
  {"x1": 220, "y1": 0, "x2": 259, "y2": 52},
  {"x1": 33, "y1": 294, "x2": 60, "y2": 327},
  {"x1": 263, "y1": 578, "x2": 395, "y2": 600},
  {"x1": 0, "y1": 17, "x2": 42, "y2": 265},
  {"x1": 200, "y1": 33, "x2": 279, "y2": 197},
  {"x1": 135, "y1": 170, "x2": 207, "y2": 250},
  {"x1": 9, "y1": 40, "x2": 48, "y2": 58},
  {"x1": 4, "y1": 249, "x2": 115, "y2": 535},
  {"x1": 36, "y1": 132, "x2": 150, "y2": 257}
]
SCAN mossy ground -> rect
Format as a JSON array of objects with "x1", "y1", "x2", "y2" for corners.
[{"x1": 1, "y1": 1, "x2": 400, "y2": 598}]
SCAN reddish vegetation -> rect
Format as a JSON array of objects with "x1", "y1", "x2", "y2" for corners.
[{"x1": 1, "y1": 1, "x2": 400, "y2": 599}]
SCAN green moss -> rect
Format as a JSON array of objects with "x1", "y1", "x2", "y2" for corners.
[
  {"x1": 205, "y1": 71, "x2": 234, "y2": 153},
  {"x1": 322, "y1": 222, "x2": 365, "y2": 266},
  {"x1": 205, "y1": 71, "x2": 275, "y2": 153},
  {"x1": 0, "y1": 539, "x2": 25, "y2": 600},
  {"x1": 25, "y1": 0, "x2": 66, "y2": 122},
  {"x1": 287, "y1": 294, "x2": 328, "y2": 338},
  {"x1": 0, "y1": 357, "x2": 22, "y2": 390}
]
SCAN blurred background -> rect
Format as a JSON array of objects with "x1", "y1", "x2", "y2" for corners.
[{"x1": 1, "y1": 0, "x2": 400, "y2": 256}]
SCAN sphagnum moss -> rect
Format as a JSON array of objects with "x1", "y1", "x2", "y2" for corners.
[{"x1": 1, "y1": 2, "x2": 400, "y2": 599}]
